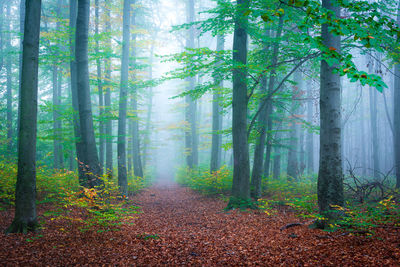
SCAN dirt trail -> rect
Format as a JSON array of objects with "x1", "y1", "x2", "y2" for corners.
[{"x1": 1, "y1": 184, "x2": 399, "y2": 266}]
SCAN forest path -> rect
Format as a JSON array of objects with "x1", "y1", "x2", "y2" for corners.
[{"x1": 1, "y1": 184, "x2": 399, "y2": 265}]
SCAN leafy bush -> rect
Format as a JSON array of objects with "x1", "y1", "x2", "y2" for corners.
[
  {"x1": 176, "y1": 165, "x2": 232, "y2": 195},
  {"x1": 56, "y1": 175, "x2": 140, "y2": 232}
]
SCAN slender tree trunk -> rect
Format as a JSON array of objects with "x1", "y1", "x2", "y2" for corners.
[
  {"x1": 185, "y1": 0, "x2": 198, "y2": 168},
  {"x1": 16, "y1": 0, "x2": 25, "y2": 144},
  {"x1": 6, "y1": 0, "x2": 41, "y2": 234},
  {"x1": 6, "y1": 2, "x2": 13, "y2": 153},
  {"x1": 273, "y1": 124, "x2": 282, "y2": 179},
  {"x1": 210, "y1": 34, "x2": 224, "y2": 173},
  {"x1": 95, "y1": 0, "x2": 105, "y2": 172},
  {"x1": 130, "y1": 2, "x2": 143, "y2": 178},
  {"x1": 251, "y1": 18, "x2": 283, "y2": 198},
  {"x1": 317, "y1": 0, "x2": 344, "y2": 218},
  {"x1": 0, "y1": 0, "x2": 3, "y2": 73},
  {"x1": 368, "y1": 55, "x2": 380, "y2": 179},
  {"x1": 306, "y1": 79, "x2": 314, "y2": 174},
  {"x1": 287, "y1": 70, "x2": 301, "y2": 181},
  {"x1": 76, "y1": 0, "x2": 102, "y2": 187},
  {"x1": 143, "y1": 43, "x2": 154, "y2": 170},
  {"x1": 118, "y1": 0, "x2": 130, "y2": 195},
  {"x1": 228, "y1": 0, "x2": 251, "y2": 208},
  {"x1": 104, "y1": 0, "x2": 113, "y2": 176},
  {"x1": 69, "y1": 0, "x2": 85, "y2": 183},
  {"x1": 394, "y1": 3, "x2": 400, "y2": 188}
]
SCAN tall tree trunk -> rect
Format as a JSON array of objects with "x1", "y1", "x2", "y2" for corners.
[
  {"x1": 76, "y1": 0, "x2": 102, "y2": 187},
  {"x1": 69, "y1": 0, "x2": 85, "y2": 183},
  {"x1": 251, "y1": 17, "x2": 283, "y2": 198},
  {"x1": 273, "y1": 124, "x2": 282, "y2": 179},
  {"x1": 306, "y1": 79, "x2": 314, "y2": 174},
  {"x1": 368, "y1": 55, "x2": 380, "y2": 179},
  {"x1": 130, "y1": 1, "x2": 143, "y2": 178},
  {"x1": 104, "y1": 0, "x2": 113, "y2": 176},
  {"x1": 317, "y1": 0, "x2": 344, "y2": 218},
  {"x1": 185, "y1": 0, "x2": 198, "y2": 168},
  {"x1": 95, "y1": 0, "x2": 105, "y2": 172},
  {"x1": 0, "y1": 0, "x2": 3, "y2": 73},
  {"x1": 16, "y1": 0, "x2": 25, "y2": 145},
  {"x1": 118, "y1": 0, "x2": 130, "y2": 195},
  {"x1": 6, "y1": 0, "x2": 41, "y2": 234},
  {"x1": 394, "y1": 2, "x2": 400, "y2": 188},
  {"x1": 143, "y1": 43, "x2": 154, "y2": 170},
  {"x1": 287, "y1": 70, "x2": 302, "y2": 181},
  {"x1": 228, "y1": 0, "x2": 251, "y2": 208},
  {"x1": 210, "y1": 34, "x2": 224, "y2": 173},
  {"x1": 6, "y1": 2, "x2": 13, "y2": 153}
]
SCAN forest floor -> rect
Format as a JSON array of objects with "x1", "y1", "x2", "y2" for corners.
[{"x1": 1, "y1": 184, "x2": 400, "y2": 266}]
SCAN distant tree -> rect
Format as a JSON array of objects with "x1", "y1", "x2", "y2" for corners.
[
  {"x1": 394, "y1": 2, "x2": 400, "y2": 189},
  {"x1": 5, "y1": 1, "x2": 13, "y2": 153},
  {"x1": 6, "y1": 0, "x2": 42, "y2": 234}
]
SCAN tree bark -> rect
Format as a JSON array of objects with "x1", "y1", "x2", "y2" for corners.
[
  {"x1": 251, "y1": 17, "x2": 283, "y2": 198},
  {"x1": 210, "y1": 34, "x2": 224, "y2": 173},
  {"x1": 185, "y1": 0, "x2": 198, "y2": 168},
  {"x1": 118, "y1": 0, "x2": 130, "y2": 195},
  {"x1": 95, "y1": 0, "x2": 105, "y2": 172},
  {"x1": 130, "y1": 1, "x2": 143, "y2": 178},
  {"x1": 394, "y1": 2, "x2": 400, "y2": 188},
  {"x1": 317, "y1": 0, "x2": 344, "y2": 217},
  {"x1": 104, "y1": 0, "x2": 113, "y2": 177},
  {"x1": 6, "y1": 2, "x2": 13, "y2": 153},
  {"x1": 143, "y1": 43, "x2": 154, "y2": 170},
  {"x1": 306, "y1": 79, "x2": 314, "y2": 174},
  {"x1": 0, "y1": 0, "x2": 3, "y2": 73},
  {"x1": 368, "y1": 55, "x2": 380, "y2": 179},
  {"x1": 6, "y1": 0, "x2": 41, "y2": 234},
  {"x1": 76, "y1": 0, "x2": 102, "y2": 187},
  {"x1": 228, "y1": 0, "x2": 251, "y2": 208},
  {"x1": 69, "y1": 0, "x2": 85, "y2": 184}
]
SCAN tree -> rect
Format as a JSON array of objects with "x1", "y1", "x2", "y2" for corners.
[
  {"x1": 5, "y1": 1, "x2": 13, "y2": 153},
  {"x1": 69, "y1": 0, "x2": 86, "y2": 184},
  {"x1": 75, "y1": 0, "x2": 102, "y2": 187},
  {"x1": 185, "y1": 0, "x2": 198, "y2": 169},
  {"x1": 130, "y1": 0, "x2": 143, "y2": 178},
  {"x1": 6, "y1": 0, "x2": 42, "y2": 234},
  {"x1": 228, "y1": 0, "x2": 251, "y2": 208},
  {"x1": 95, "y1": 0, "x2": 105, "y2": 172},
  {"x1": 210, "y1": 34, "x2": 224, "y2": 173},
  {"x1": 394, "y1": 2, "x2": 400, "y2": 189},
  {"x1": 118, "y1": 0, "x2": 131, "y2": 196},
  {"x1": 104, "y1": 0, "x2": 113, "y2": 176},
  {"x1": 317, "y1": 0, "x2": 344, "y2": 221}
]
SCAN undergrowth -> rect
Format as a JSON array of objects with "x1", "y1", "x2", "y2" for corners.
[{"x1": 0, "y1": 159, "x2": 148, "y2": 232}]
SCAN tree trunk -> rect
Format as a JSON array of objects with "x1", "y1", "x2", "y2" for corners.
[
  {"x1": 6, "y1": 2, "x2": 13, "y2": 153},
  {"x1": 368, "y1": 55, "x2": 380, "y2": 179},
  {"x1": 287, "y1": 70, "x2": 302, "y2": 181},
  {"x1": 130, "y1": 2, "x2": 143, "y2": 178},
  {"x1": 95, "y1": 0, "x2": 105, "y2": 172},
  {"x1": 228, "y1": 0, "x2": 251, "y2": 208},
  {"x1": 210, "y1": 34, "x2": 224, "y2": 173},
  {"x1": 104, "y1": 0, "x2": 113, "y2": 177},
  {"x1": 118, "y1": 0, "x2": 130, "y2": 195},
  {"x1": 76, "y1": 0, "x2": 102, "y2": 187},
  {"x1": 143, "y1": 43, "x2": 154, "y2": 170},
  {"x1": 0, "y1": 0, "x2": 3, "y2": 73},
  {"x1": 272, "y1": 124, "x2": 282, "y2": 180},
  {"x1": 6, "y1": 0, "x2": 41, "y2": 234},
  {"x1": 185, "y1": 0, "x2": 198, "y2": 168},
  {"x1": 306, "y1": 79, "x2": 314, "y2": 174},
  {"x1": 16, "y1": 0, "x2": 25, "y2": 146},
  {"x1": 317, "y1": 0, "x2": 344, "y2": 217},
  {"x1": 251, "y1": 17, "x2": 283, "y2": 198},
  {"x1": 69, "y1": 0, "x2": 85, "y2": 184},
  {"x1": 394, "y1": 2, "x2": 400, "y2": 188}
]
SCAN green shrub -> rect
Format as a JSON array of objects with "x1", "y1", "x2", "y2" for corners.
[{"x1": 176, "y1": 165, "x2": 232, "y2": 195}]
